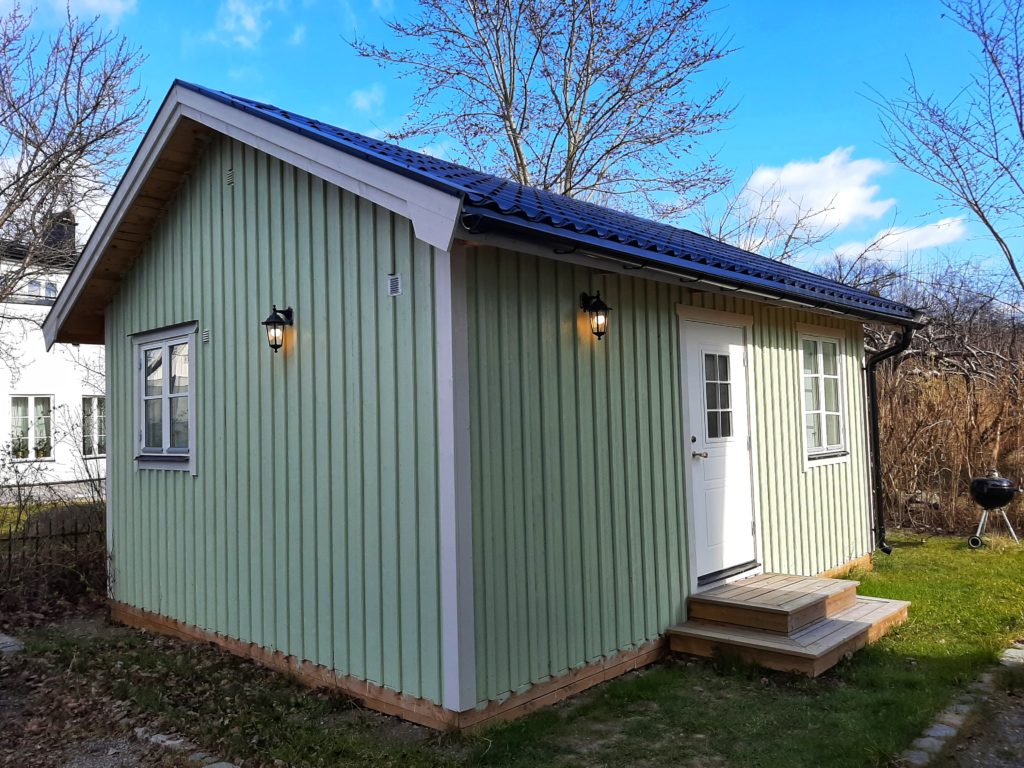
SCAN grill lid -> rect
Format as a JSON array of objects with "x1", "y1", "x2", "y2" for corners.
[{"x1": 969, "y1": 469, "x2": 1018, "y2": 510}]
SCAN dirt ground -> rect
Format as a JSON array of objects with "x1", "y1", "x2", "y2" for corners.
[
  {"x1": 938, "y1": 686, "x2": 1024, "y2": 767},
  {"x1": 0, "y1": 611, "x2": 189, "y2": 768}
]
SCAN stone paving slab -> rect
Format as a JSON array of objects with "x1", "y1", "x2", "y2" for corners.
[
  {"x1": 0, "y1": 632, "x2": 24, "y2": 654},
  {"x1": 898, "y1": 643, "x2": 1024, "y2": 766}
]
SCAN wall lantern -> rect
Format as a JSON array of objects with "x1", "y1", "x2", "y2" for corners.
[
  {"x1": 580, "y1": 292, "x2": 611, "y2": 339},
  {"x1": 261, "y1": 305, "x2": 294, "y2": 353}
]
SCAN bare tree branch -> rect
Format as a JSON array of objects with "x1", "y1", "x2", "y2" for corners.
[
  {"x1": 875, "y1": 0, "x2": 1024, "y2": 292},
  {"x1": 350, "y1": 0, "x2": 733, "y2": 217}
]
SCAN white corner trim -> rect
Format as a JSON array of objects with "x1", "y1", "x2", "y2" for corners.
[
  {"x1": 43, "y1": 83, "x2": 463, "y2": 348},
  {"x1": 435, "y1": 244, "x2": 476, "y2": 712}
]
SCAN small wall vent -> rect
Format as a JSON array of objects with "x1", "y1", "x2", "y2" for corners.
[
  {"x1": 386, "y1": 273, "x2": 402, "y2": 297},
  {"x1": 226, "y1": 167, "x2": 235, "y2": 186},
  {"x1": 202, "y1": 329, "x2": 211, "y2": 344}
]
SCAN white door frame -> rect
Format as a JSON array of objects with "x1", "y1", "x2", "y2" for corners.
[{"x1": 677, "y1": 305, "x2": 764, "y2": 592}]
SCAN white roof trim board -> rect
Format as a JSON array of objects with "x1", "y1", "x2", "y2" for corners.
[{"x1": 42, "y1": 83, "x2": 463, "y2": 348}]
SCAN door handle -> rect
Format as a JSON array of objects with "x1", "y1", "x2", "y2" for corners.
[{"x1": 692, "y1": 451, "x2": 709, "y2": 459}]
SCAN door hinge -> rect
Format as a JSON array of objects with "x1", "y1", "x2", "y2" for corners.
[
  {"x1": 747, "y1": 435, "x2": 751, "y2": 451},
  {"x1": 751, "y1": 520, "x2": 757, "y2": 536}
]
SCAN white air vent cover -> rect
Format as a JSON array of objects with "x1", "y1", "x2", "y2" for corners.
[
  {"x1": 387, "y1": 273, "x2": 402, "y2": 297},
  {"x1": 202, "y1": 329, "x2": 211, "y2": 344}
]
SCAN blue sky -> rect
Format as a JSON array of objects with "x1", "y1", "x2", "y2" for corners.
[{"x1": 22, "y1": 0, "x2": 1008, "y2": 272}]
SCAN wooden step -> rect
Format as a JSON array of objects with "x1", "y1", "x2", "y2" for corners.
[
  {"x1": 668, "y1": 595, "x2": 909, "y2": 677},
  {"x1": 688, "y1": 573, "x2": 859, "y2": 634}
]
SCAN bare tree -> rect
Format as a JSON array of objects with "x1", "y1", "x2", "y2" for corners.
[
  {"x1": 877, "y1": 0, "x2": 1024, "y2": 291},
  {"x1": 352, "y1": 0, "x2": 732, "y2": 216},
  {"x1": 696, "y1": 181, "x2": 841, "y2": 262},
  {"x1": 0, "y1": 3, "x2": 146, "y2": 313}
]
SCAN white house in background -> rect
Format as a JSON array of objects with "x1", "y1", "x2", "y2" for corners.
[{"x1": 1, "y1": 269, "x2": 106, "y2": 492}]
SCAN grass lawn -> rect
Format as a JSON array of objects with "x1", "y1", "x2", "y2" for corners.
[{"x1": 17, "y1": 534, "x2": 1024, "y2": 768}]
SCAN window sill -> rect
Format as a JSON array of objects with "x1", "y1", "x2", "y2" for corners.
[
  {"x1": 135, "y1": 454, "x2": 192, "y2": 472},
  {"x1": 11, "y1": 457, "x2": 55, "y2": 464},
  {"x1": 805, "y1": 450, "x2": 850, "y2": 469}
]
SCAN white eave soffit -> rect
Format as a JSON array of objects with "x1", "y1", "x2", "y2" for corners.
[{"x1": 43, "y1": 83, "x2": 463, "y2": 348}]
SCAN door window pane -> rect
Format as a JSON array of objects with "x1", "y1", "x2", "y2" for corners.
[
  {"x1": 703, "y1": 352, "x2": 733, "y2": 440},
  {"x1": 704, "y1": 353, "x2": 717, "y2": 381}
]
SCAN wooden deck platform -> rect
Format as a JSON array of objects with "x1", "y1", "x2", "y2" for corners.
[{"x1": 668, "y1": 573, "x2": 909, "y2": 677}]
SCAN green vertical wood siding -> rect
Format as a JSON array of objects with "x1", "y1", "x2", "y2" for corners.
[
  {"x1": 465, "y1": 246, "x2": 872, "y2": 705},
  {"x1": 106, "y1": 136, "x2": 443, "y2": 703},
  {"x1": 465, "y1": 247, "x2": 689, "y2": 705}
]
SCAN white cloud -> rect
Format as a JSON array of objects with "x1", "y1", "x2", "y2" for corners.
[
  {"x1": 287, "y1": 23, "x2": 306, "y2": 44},
  {"x1": 209, "y1": 0, "x2": 280, "y2": 49},
  {"x1": 56, "y1": 0, "x2": 137, "y2": 21},
  {"x1": 835, "y1": 217, "x2": 968, "y2": 260},
  {"x1": 743, "y1": 147, "x2": 896, "y2": 233},
  {"x1": 349, "y1": 83, "x2": 384, "y2": 114},
  {"x1": 371, "y1": 0, "x2": 393, "y2": 12}
]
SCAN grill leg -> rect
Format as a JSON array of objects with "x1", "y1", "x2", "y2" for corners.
[
  {"x1": 999, "y1": 510, "x2": 1020, "y2": 544},
  {"x1": 975, "y1": 510, "x2": 989, "y2": 539}
]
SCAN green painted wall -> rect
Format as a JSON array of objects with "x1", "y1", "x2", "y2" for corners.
[
  {"x1": 465, "y1": 246, "x2": 872, "y2": 705},
  {"x1": 106, "y1": 136, "x2": 444, "y2": 703}
]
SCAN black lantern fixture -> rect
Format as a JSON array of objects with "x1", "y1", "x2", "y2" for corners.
[
  {"x1": 261, "y1": 305, "x2": 294, "y2": 353},
  {"x1": 580, "y1": 292, "x2": 611, "y2": 339}
]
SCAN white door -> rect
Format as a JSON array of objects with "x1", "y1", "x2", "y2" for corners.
[{"x1": 683, "y1": 320, "x2": 758, "y2": 586}]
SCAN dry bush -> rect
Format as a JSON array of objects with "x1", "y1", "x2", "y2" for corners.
[{"x1": 871, "y1": 261, "x2": 1024, "y2": 534}]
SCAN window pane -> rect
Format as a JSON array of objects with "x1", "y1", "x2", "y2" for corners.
[
  {"x1": 822, "y1": 341, "x2": 838, "y2": 376},
  {"x1": 144, "y1": 400, "x2": 162, "y2": 448},
  {"x1": 806, "y1": 412, "x2": 822, "y2": 449},
  {"x1": 802, "y1": 340, "x2": 818, "y2": 373},
  {"x1": 34, "y1": 398, "x2": 51, "y2": 459},
  {"x1": 145, "y1": 348, "x2": 163, "y2": 395},
  {"x1": 11, "y1": 397, "x2": 28, "y2": 459},
  {"x1": 82, "y1": 398, "x2": 94, "y2": 456},
  {"x1": 170, "y1": 398, "x2": 189, "y2": 449},
  {"x1": 170, "y1": 343, "x2": 189, "y2": 394},
  {"x1": 720, "y1": 410, "x2": 732, "y2": 438},
  {"x1": 824, "y1": 378, "x2": 840, "y2": 412},
  {"x1": 719, "y1": 383, "x2": 730, "y2": 409},
  {"x1": 826, "y1": 414, "x2": 841, "y2": 447},
  {"x1": 97, "y1": 398, "x2": 106, "y2": 455},
  {"x1": 718, "y1": 355, "x2": 730, "y2": 382},
  {"x1": 707, "y1": 411, "x2": 719, "y2": 439},
  {"x1": 704, "y1": 353, "x2": 717, "y2": 382},
  {"x1": 705, "y1": 382, "x2": 718, "y2": 409},
  {"x1": 803, "y1": 377, "x2": 820, "y2": 411}
]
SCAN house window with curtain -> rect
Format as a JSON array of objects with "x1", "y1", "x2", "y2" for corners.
[
  {"x1": 133, "y1": 324, "x2": 197, "y2": 472},
  {"x1": 10, "y1": 395, "x2": 53, "y2": 460},
  {"x1": 82, "y1": 395, "x2": 106, "y2": 458},
  {"x1": 801, "y1": 334, "x2": 846, "y2": 459}
]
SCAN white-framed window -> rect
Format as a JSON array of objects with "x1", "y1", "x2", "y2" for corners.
[
  {"x1": 801, "y1": 333, "x2": 846, "y2": 459},
  {"x1": 82, "y1": 395, "x2": 106, "y2": 458},
  {"x1": 10, "y1": 395, "x2": 53, "y2": 460},
  {"x1": 132, "y1": 323, "x2": 197, "y2": 473}
]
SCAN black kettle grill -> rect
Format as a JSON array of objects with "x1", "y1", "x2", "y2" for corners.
[{"x1": 967, "y1": 469, "x2": 1021, "y2": 548}]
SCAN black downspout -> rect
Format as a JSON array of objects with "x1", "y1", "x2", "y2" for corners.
[{"x1": 866, "y1": 324, "x2": 916, "y2": 555}]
